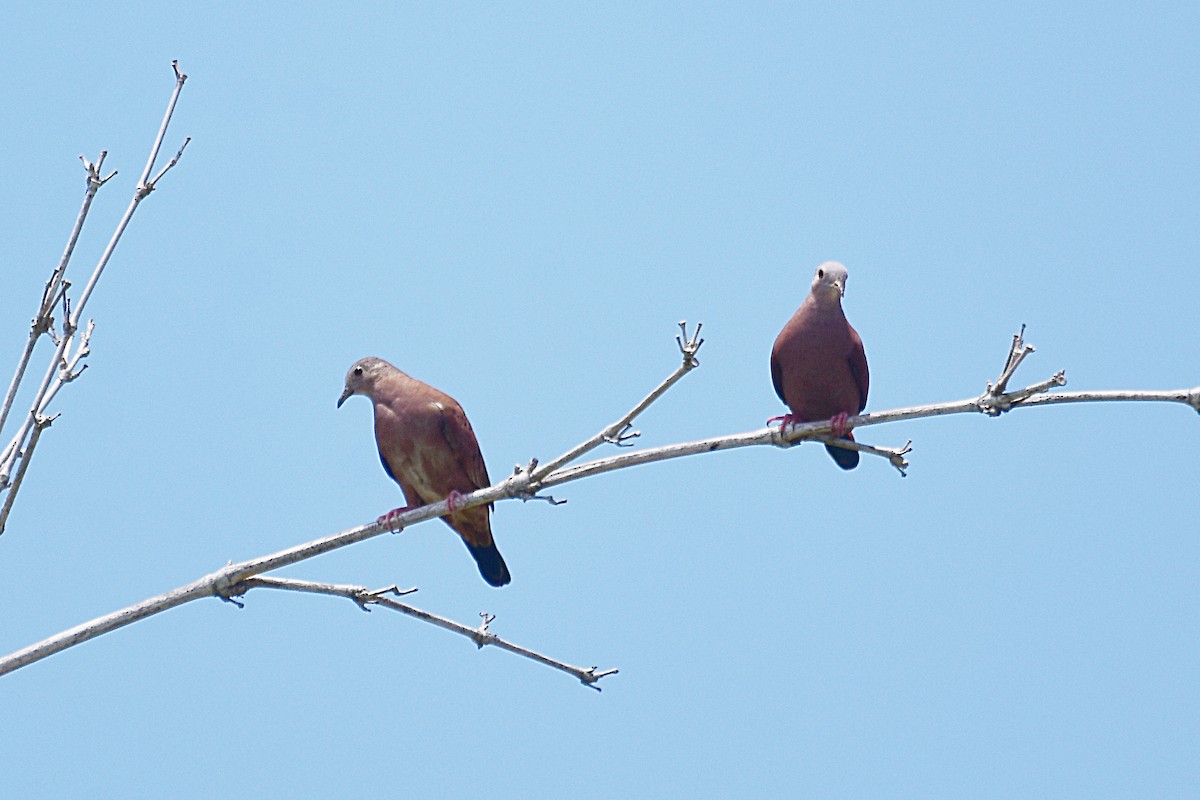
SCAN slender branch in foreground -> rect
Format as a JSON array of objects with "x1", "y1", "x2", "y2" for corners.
[
  {"x1": 989, "y1": 324, "x2": 1036, "y2": 397},
  {"x1": 0, "y1": 62, "x2": 190, "y2": 527},
  {"x1": 0, "y1": 328, "x2": 1195, "y2": 681},
  {"x1": 0, "y1": 154, "x2": 112, "y2": 463},
  {"x1": 133, "y1": 60, "x2": 188, "y2": 198},
  {"x1": 0, "y1": 322, "x2": 709, "y2": 680},
  {"x1": 0, "y1": 417, "x2": 52, "y2": 533},
  {"x1": 70, "y1": 62, "x2": 188, "y2": 321},
  {"x1": 523, "y1": 321, "x2": 704, "y2": 490},
  {"x1": 232, "y1": 576, "x2": 618, "y2": 690}
]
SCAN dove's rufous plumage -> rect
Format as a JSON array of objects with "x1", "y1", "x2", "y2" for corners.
[
  {"x1": 770, "y1": 261, "x2": 870, "y2": 470},
  {"x1": 338, "y1": 357, "x2": 511, "y2": 586}
]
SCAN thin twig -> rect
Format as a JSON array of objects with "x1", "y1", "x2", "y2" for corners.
[
  {"x1": 73, "y1": 64, "x2": 188, "y2": 320},
  {"x1": 980, "y1": 323, "x2": 1039, "y2": 414},
  {"x1": 233, "y1": 576, "x2": 618, "y2": 689},
  {"x1": 809, "y1": 433, "x2": 914, "y2": 476},
  {"x1": 0, "y1": 62, "x2": 189, "y2": 506},
  {"x1": 34, "y1": 321, "x2": 94, "y2": 416},
  {"x1": 528, "y1": 321, "x2": 704, "y2": 489},
  {"x1": 0, "y1": 154, "x2": 111, "y2": 465},
  {"x1": 0, "y1": 417, "x2": 52, "y2": 534},
  {"x1": 134, "y1": 60, "x2": 188, "y2": 198}
]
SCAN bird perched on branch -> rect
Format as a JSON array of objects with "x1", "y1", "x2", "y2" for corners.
[
  {"x1": 770, "y1": 261, "x2": 870, "y2": 470},
  {"x1": 338, "y1": 357, "x2": 511, "y2": 587}
]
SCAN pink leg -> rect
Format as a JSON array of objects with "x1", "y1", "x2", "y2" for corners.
[
  {"x1": 377, "y1": 504, "x2": 417, "y2": 532},
  {"x1": 446, "y1": 490, "x2": 465, "y2": 514},
  {"x1": 767, "y1": 413, "x2": 798, "y2": 433},
  {"x1": 829, "y1": 412, "x2": 851, "y2": 438}
]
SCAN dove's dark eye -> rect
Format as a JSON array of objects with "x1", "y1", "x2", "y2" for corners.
[
  {"x1": 353, "y1": 366, "x2": 364, "y2": 377},
  {"x1": 817, "y1": 269, "x2": 824, "y2": 279}
]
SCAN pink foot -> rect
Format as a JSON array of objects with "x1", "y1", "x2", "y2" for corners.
[
  {"x1": 767, "y1": 413, "x2": 798, "y2": 433},
  {"x1": 377, "y1": 504, "x2": 417, "y2": 532},
  {"x1": 829, "y1": 412, "x2": 852, "y2": 438},
  {"x1": 446, "y1": 490, "x2": 465, "y2": 514}
]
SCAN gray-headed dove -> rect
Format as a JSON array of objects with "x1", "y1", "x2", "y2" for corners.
[
  {"x1": 770, "y1": 261, "x2": 870, "y2": 470},
  {"x1": 338, "y1": 357, "x2": 511, "y2": 587}
]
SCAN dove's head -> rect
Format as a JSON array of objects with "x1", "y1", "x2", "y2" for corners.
[
  {"x1": 809, "y1": 261, "x2": 848, "y2": 306},
  {"x1": 338, "y1": 356, "x2": 396, "y2": 407}
]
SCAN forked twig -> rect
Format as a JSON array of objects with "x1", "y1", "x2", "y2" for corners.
[
  {"x1": 516, "y1": 321, "x2": 705, "y2": 501},
  {"x1": 976, "y1": 324, "x2": 1066, "y2": 415},
  {"x1": 230, "y1": 576, "x2": 617, "y2": 689},
  {"x1": 0, "y1": 153, "x2": 111, "y2": 453}
]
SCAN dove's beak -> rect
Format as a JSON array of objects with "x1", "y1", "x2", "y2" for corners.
[{"x1": 337, "y1": 386, "x2": 354, "y2": 408}]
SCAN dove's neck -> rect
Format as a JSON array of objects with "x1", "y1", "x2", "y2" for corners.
[{"x1": 805, "y1": 293, "x2": 844, "y2": 315}]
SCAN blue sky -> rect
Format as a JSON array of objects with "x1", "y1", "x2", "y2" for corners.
[{"x1": 1, "y1": 3, "x2": 1197, "y2": 797}]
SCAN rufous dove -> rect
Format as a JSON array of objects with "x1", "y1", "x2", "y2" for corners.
[
  {"x1": 770, "y1": 261, "x2": 870, "y2": 469},
  {"x1": 339, "y1": 357, "x2": 511, "y2": 586}
]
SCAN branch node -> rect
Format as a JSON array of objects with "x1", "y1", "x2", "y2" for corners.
[
  {"x1": 80, "y1": 152, "x2": 117, "y2": 187},
  {"x1": 210, "y1": 561, "x2": 242, "y2": 604},
  {"x1": 36, "y1": 276, "x2": 69, "y2": 329},
  {"x1": 473, "y1": 612, "x2": 499, "y2": 649},
  {"x1": 506, "y1": 458, "x2": 565, "y2": 504},
  {"x1": 675, "y1": 320, "x2": 704, "y2": 369},
  {"x1": 59, "y1": 292, "x2": 75, "y2": 338},
  {"x1": 979, "y1": 371, "x2": 1069, "y2": 415},
  {"x1": 63, "y1": 363, "x2": 88, "y2": 383},
  {"x1": 148, "y1": 137, "x2": 191, "y2": 189},
  {"x1": 580, "y1": 666, "x2": 620, "y2": 691},
  {"x1": 984, "y1": 324, "x2": 1035, "y2": 398},
  {"x1": 602, "y1": 423, "x2": 640, "y2": 447},
  {"x1": 889, "y1": 440, "x2": 914, "y2": 476},
  {"x1": 977, "y1": 328, "x2": 1069, "y2": 416},
  {"x1": 521, "y1": 492, "x2": 567, "y2": 506},
  {"x1": 214, "y1": 575, "x2": 247, "y2": 608},
  {"x1": 361, "y1": 584, "x2": 417, "y2": 603},
  {"x1": 1188, "y1": 387, "x2": 1200, "y2": 414},
  {"x1": 353, "y1": 584, "x2": 417, "y2": 611}
]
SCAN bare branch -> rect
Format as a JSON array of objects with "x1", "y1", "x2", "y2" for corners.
[
  {"x1": 74, "y1": 63, "x2": 189, "y2": 320},
  {"x1": 135, "y1": 61, "x2": 188, "y2": 197},
  {"x1": 232, "y1": 576, "x2": 618, "y2": 689},
  {"x1": 523, "y1": 330, "x2": 1195, "y2": 494},
  {"x1": 34, "y1": 320, "x2": 95, "y2": 416},
  {"x1": 146, "y1": 137, "x2": 191, "y2": 191},
  {"x1": 0, "y1": 61, "x2": 189, "y2": 510},
  {"x1": 0, "y1": 416, "x2": 53, "y2": 534},
  {"x1": 0, "y1": 153, "x2": 109, "y2": 446},
  {"x1": 528, "y1": 321, "x2": 704, "y2": 489},
  {"x1": 996, "y1": 325, "x2": 1035, "y2": 392},
  {"x1": 507, "y1": 458, "x2": 567, "y2": 505},
  {"x1": 0, "y1": 565, "x2": 216, "y2": 676},
  {"x1": 0, "y1": 328, "x2": 1194, "y2": 680},
  {"x1": 975, "y1": 325, "x2": 1071, "y2": 415},
  {"x1": 811, "y1": 433, "x2": 913, "y2": 476}
]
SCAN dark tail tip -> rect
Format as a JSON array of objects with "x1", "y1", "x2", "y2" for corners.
[
  {"x1": 467, "y1": 541, "x2": 511, "y2": 587},
  {"x1": 825, "y1": 441, "x2": 860, "y2": 470}
]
